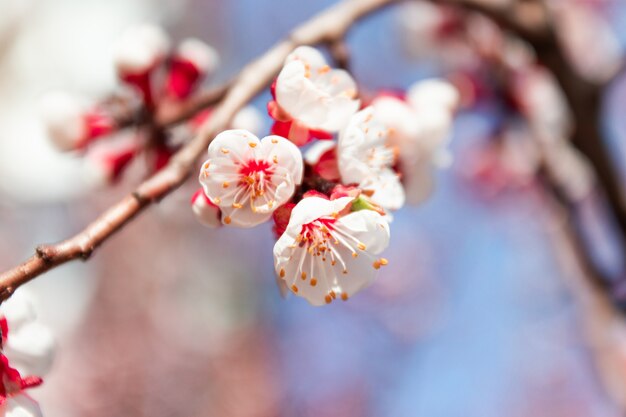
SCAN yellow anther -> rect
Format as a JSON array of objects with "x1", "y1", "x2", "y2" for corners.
[
  {"x1": 380, "y1": 258, "x2": 389, "y2": 266},
  {"x1": 279, "y1": 268, "x2": 285, "y2": 278},
  {"x1": 352, "y1": 252, "x2": 358, "y2": 258},
  {"x1": 357, "y1": 243, "x2": 366, "y2": 251},
  {"x1": 220, "y1": 148, "x2": 230, "y2": 154},
  {"x1": 325, "y1": 294, "x2": 332, "y2": 304},
  {"x1": 222, "y1": 181, "x2": 229, "y2": 188},
  {"x1": 341, "y1": 292, "x2": 349, "y2": 301},
  {"x1": 373, "y1": 260, "x2": 381, "y2": 270},
  {"x1": 248, "y1": 142, "x2": 257, "y2": 148},
  {"x1": 223, "y1": 216, "x2": 231, "y2": 225},
  {"x1": 271, "y1": 138, "x2": 278, "y2": 144},
  {"x1": 310, "y1": 278, "x2": 317, "y2": 287},
  {"x1": 301, "y1": 272, "x2": 307, "y2": 280},
  {"x1": 318, "y1": 65, "x2": 330, "y2": 74},
  {"x1": 291, "y1": 285, "x2": 299, "y2": 293},
  {"x1": 232, "y1": 203, "x2": 243, "y2": 209}
]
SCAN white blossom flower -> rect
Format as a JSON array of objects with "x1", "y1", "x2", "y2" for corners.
[
  {"x1": 337, "y1": 107, "x2": 405, "y2": 210},
  {"x1": 1, "y1": 290, "x2": 55, "y2": 377},
  {"x1": 372, "y1": 79, "x2": 458, "y2": 204},
  {"x1": 274, "y1": 46, "x2": 359, "y2": 132},
  {"x1": 199, "y1": 130, "x2": 303, "y2": 227},
  {"x1": 274, "y1": 196, "x2": 390, "y2": 306}
]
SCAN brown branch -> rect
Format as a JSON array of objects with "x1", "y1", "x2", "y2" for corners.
[{"x1": 0, "y1": 0, "x2": 398, "y2": 302}]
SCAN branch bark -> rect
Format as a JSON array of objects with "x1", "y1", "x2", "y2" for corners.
[{"x1": 0, "y1": 0, "x2": 397, "y2": 301}]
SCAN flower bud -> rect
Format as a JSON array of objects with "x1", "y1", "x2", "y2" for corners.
[
  {"x1": 113, "y1": 24, "x2": 170, "y2": 107},
  {"x1": 84, "y1": 145, "x2": 138, "y2": 186},
  {"x1": 191, "y1": 188, "x2": 221, "y2": 228},
  {"x1": 40, "y1": 92, "x2": 115, "y2": 151},
  {"x1": 165, "y1": 38, "x2": 219, "y2": 100}
]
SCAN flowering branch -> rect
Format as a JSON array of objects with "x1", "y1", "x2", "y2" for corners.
[{"x1": 0, "y1": 0, "x2": 397, "y2": 302}]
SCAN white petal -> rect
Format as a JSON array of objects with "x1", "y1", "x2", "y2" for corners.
[
  {"x1": 285, "y1": 196, "x2": 354, "y2": 231},
  {"x1": 276, "y1": 48, "x2": 359, "y2": 132},
  {"x1": 176, "y1": 38, "x2": 219, "y2": 74},
  {"x1": 284, "y1": 46, "x2": 327, "y2": 70},
  {"x1": 258, "y1": 135, "x2": 303, "y2": 184},
  {"x1": 360, "y1": 169, "x2": 406, "y2": 210},
  {"x1": 3, "y1": 394, "x2": 42, "y2": 417},
  {"x1": 207, "y1": 129, "x2": 260, "y2": 161},
  {"x1": 337, "y1": 210, "x2": 390, "y2": 255},
  {"x1": 113, "y1": 24, "x2": 170, "y2": 75},
  {"x1": 39, "y1": 92, "x2": 86, "y2": 151},
  {"x1": 191, "y1": 192, "x2": 221, "y2": 228},
  {"x1": 407, "y1": 78, "x2": 460, "y2": 113},
  {"x1": 5, "y1": 322, "x2": 55, "y2": 377},
  {"x1": 338, "y1": 107, "x2": 389, "y2": 183},
  {"x1": 220, "y1": 205, "x2": 273, "y2": 228}
]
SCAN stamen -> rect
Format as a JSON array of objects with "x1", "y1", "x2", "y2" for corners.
[
  {"x1": 271, "y1": 138, "x2": 278, "y2": 144},
  {"x1": 220, "y1": 148, "x2": 229, "y2": 154},
  {"x1": 301, "y1": 272, "x2": 307, "y2": 280},
  {"x1": 325, "y1": 294, "x2": 332, "y2": 304},
  {"x1": 357, "y1": 243, "x2": 366, "y2": 250},
  {"x1": 291, "y1": 285, "x2": 299, "y2": 293},
  {"x1": 380, "y1": 258, "x2": 389, "y2": 266},
  {"x1": 223, "y1": 216, "x2": 231, "y2": 224},
  {"x1": 341, "y1": 292, "x2": 349, "y2": 301},
  {"x1": 232, "y1": 202, "x2": 243, "y2": 209},
  {"x1": 222, "y1": 181, "x2": 229, "y2": 188},
  {"x1": 310, "y1": 278, "x2": 317, "y2": 286},
  {"x1": 248, "y1": 142, "x2": 257, "y2": 148},
  {"x1": 279, "y1": 268, "x2": 285, "y2": 278}
]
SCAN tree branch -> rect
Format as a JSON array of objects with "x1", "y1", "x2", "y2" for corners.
[
  {"x1": 427, "y1": 0, "x2": 626, "y2": 285},
  {"x1": 0, "y1": 0, "x2": 398, "y2": 302}
]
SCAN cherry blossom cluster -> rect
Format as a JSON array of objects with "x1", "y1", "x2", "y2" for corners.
[
  {"x1": 193, "y1": 46, "x2": 459, "y2": 305},
  {"x1": 40, "y1": 24, "x2": 261, "y2": 187},
  {"x1": 0, "y1": 291, "x2": 55, "y2": 417}
]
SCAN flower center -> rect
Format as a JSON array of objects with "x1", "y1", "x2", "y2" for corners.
[{"x1": 238, "y1": 159, "x2": 274, "y2": 199}]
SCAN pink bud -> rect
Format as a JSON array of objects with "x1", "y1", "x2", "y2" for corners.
[
  {"x1": 40, "y1": 92, "x2": 115, "y2": 151},
  {"x1": 113, "y1": 24, "x2": 170, "y2": 107},
  {"x1": 165, "y1": 38, "x2": 219, "y2": 100},
  {"x1": 86, "y1": 145, "x2": 138, "y2": 186},
  {"x1": 191, "y1": 189, "x2": 221, "y2": 228}
]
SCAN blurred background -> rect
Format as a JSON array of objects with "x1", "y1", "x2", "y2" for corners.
[{"x1": 1, "y1": 0, "x2": 626, "y2": 416}]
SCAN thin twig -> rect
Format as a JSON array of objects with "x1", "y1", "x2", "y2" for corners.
[{"x1": 0, "y1": 0, "x2": 397, "y2": 302}]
